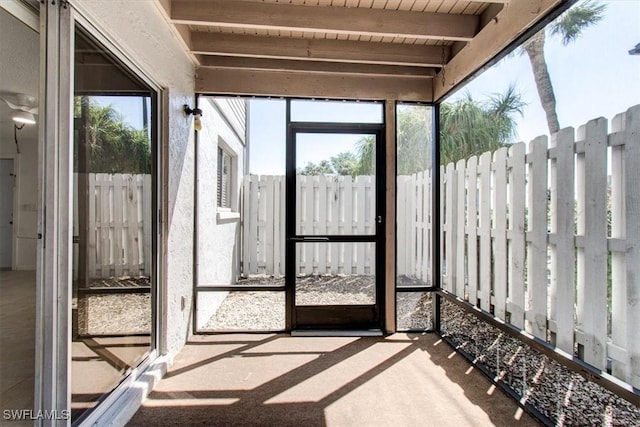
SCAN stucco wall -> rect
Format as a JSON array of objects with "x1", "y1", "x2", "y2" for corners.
[
  {"x1": 0, "y1": 9, "x2": 39, "y2": 270},
  {"x1": 195, "y1": 98, "x2": 246, "y2": 328},
  {"x1": 76, "y1": 0, "x2": 196, "y2": 358}
]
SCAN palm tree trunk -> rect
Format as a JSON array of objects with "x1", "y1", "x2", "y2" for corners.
[{"x1": 524, "y1": 31, "x2": 560, "y2": 135}]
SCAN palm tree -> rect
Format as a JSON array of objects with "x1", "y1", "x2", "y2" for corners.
[
  {"x1": 523, "y1": 0, "x2": 606, "y2": 134},
  {"x1": 355, "y1": 135, "x2": 375, "y2": 175},
  {"x1": 75, "y1": 97, "x2": 152, "y2": 174},
  {"x1": 440, "y1": 84, "x2": 525, "y2": 165}
]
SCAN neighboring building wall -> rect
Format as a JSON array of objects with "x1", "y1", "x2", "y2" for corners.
[
  {"x1": 0, "y1": 9, "x2": 39, "y2": 270},
  {"x1": 78, "y1": 0, "x2": 196, "y2": 358},
  {"x1": 195, "y1": 98, "x2": 246, "y2": 327}
]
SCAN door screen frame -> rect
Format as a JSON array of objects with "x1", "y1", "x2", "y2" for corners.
[{"x1": 285, "y1": 102, "x2": 386, "y2": 331}]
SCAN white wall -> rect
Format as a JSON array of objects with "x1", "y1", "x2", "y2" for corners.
[
  {"x1": 195, "y1": 98, "x2": 246, "y2": 328},
  {"x1": 0, "y1": 9, "x2": 39, "y2": 270},
  {"x1": 77, "y1": 0, "x2": 196, "y2": 358},
  {"x1": 197, "y1": 98, "x2": 246, "y2": 285}
]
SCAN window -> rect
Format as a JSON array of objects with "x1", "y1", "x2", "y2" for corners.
[{"x1": 217, "y1": 146, "x2": 232, "y2": 209}]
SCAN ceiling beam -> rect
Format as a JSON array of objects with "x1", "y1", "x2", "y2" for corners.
[
  {"x1": 172, "y1": 0, "x2": 479, "y2": 42},
  {"x1": 196, "y1": 68, "x2": 432, "y2": 102},
  {"x1": 199, "y1": 56, "x2": 436, "y2": 78},
  {"x1": 192, "y1": 32, "x2": 448, "y2": 67},
  {"x1": 433, "y1": 0, "x2": 564, "y2": 101}
]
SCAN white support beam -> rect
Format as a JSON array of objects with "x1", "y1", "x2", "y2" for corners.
[
  {"x1": 433, "y1": 0, "x2": 564, "y2": 101},
  {"x1": 192, "y1": 32, "x2": 448, "y2": 67},
  {"x1": 196, "y1": 67, "x2": 432, "y2": 102},
  {"x1": 199, "y1": 56, "x2": 436, "y2": 78},
  {"x1": 172, "y1": 0, "x2": 479, "y2": 41}
]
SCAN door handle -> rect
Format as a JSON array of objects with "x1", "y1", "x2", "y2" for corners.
[
  {"x1": 290, "y1": 237, "x2": 330, "y2": 242},
  {"x1": 377, "y1": 215, "x2": 382, "y2": 224}
]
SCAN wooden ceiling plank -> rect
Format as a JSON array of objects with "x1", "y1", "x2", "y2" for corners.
[
  {"x1": 171, "y1": 0, "x2": 479, "y2": 41},
  {"x1": 191, "y1": 32, "x2": 448, "y2": 67},
  {"x1": 433, "y1": 0, "x2": 563, "y2": 100},
  {"x1": 195, "y1": 67, "x2": 433, "y2": 101},
  {"x1": 199, "y1": 56, "x2": 437, "y2": 77}
]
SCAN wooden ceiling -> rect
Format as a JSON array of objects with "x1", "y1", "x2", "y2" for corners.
[{"x1": 159, "y1": 0, "x2": 568, "y2": 102}]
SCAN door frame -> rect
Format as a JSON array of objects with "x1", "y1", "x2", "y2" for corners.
[
  {"x1": 285, "y1": 112, "x2": 386, "y2": 331},
  {"x1": 36, "y1": 1, "x2": 165, "y2": 421}
]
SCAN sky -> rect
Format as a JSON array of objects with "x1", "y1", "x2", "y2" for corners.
[
  {"x1": 247, "y1": 0, "x2": 640, "y2": 175},
  {"x1": 446, "y1": 0, "x2": 640, "y2": 145}
]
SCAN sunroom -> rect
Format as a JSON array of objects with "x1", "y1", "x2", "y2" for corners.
[{"x1": 0, "y1": 0, "x2": 638, "y2": 425}]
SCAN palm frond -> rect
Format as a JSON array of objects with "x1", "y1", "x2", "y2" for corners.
[{"x1": 550, "y1": 0, "x2": 606, "y2": 45}]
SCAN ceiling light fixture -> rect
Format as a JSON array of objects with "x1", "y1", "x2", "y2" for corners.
[{"x1": 11, "y1": 110, "x2": 36, "y2": 125}]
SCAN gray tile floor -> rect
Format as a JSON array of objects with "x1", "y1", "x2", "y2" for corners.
[{"x1": 0, "y1": 270, "x2": 36, "y2": 426}]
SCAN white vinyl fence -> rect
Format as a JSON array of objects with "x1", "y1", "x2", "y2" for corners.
[
  {"x1": 242, "y1": 174, "x2": 378, "y2": 276},
  {"x1": 72, "y1": 173, "x2": 152, "y2": 279},
  {"x1": 441, "y1": 105, "x2": 640, "y2": 388}
]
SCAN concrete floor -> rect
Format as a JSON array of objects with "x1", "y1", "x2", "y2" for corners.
[{"x1": 129, "y1": 333, "x2": 540, "y2": 427}]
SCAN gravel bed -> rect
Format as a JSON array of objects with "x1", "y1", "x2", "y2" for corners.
[
  {"x1": 203, "y1": 275, "x2": 434, "y2": 331},
  {"x1": 396, "y1": 292, "x2": 432, "y2": 330},
  {"x1": 77, "y1": 293, "x2": 151, "y2": 335},
  {"x1": 205, "y1": 291, "x2": 286, "y2": 330},
  {"x1": 441, "y1": 300, "x2": 640, "y2": 426}
]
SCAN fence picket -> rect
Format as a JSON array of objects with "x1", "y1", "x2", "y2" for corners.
[
  {"x1": 623, "y1": 105, "x2": 640, "y2": 388},
  {"x1": 318, "y1": 175, "x2": 328, "y2": 273},
  {"x1": 467, "y1": 157, "x2": 478, "y2": 305},
  {"x1": 416, "y1": 171, "x2": 424, "y2": 280},
  {"x1": 100, "y1": 174, "x2": 111, "y2": 277},
  {"x1": 493, "y1": 148, "x2": 507, "y2": 319},
  {"x1": 553, "y1": 128, "x2": 576, "y2": 353},
  {"x1": 344, "y1": 175, "x2": 353, "y2": 274},
  {"x1": 265, "y1": 176, "x2": 275, "y2": 275},
  {"x1": 356, "y1": 176, "x2": 366, "y2": 274},
  {"x1": 508, "y1": 144, "x2": 526, "y2": 328},
  {"x1": 423, "y1": 172, "x2": 431, "y2": 283},
  {"x1": 142, "y1": 175, "x2": 151, "y2": 276},
  {"x1": 396, "y1": 176, "x2": 408, "y2": 276},
  {"x1": 581, "y1": 118, "x2": 609, "y2": 370},
  {"x1": 444, "y1": 163, "x2": 455, "y2": 292},
  {"x1": 478, "y1": 152, "x2": 492, "y2": 311},
  {"x1": 455, "y1": 159, "x2": 466, "y2": 298},
  {"x1": 88, "y1": 173, "x2": 97, "y2": 278},
  {"x1": 528, "y1": 136, "x2": 548, "y2": 339},
  {"x1": 242, "y1": 175, "x2": 251, "y2": 277},
  {"x1": 113, "y1": 174, "x2": 124, "y2": 277}
]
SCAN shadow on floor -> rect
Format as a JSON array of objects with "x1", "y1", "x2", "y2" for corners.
[{"x1": 128, "y1": 333, "x2": 539, "y2": 427}]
